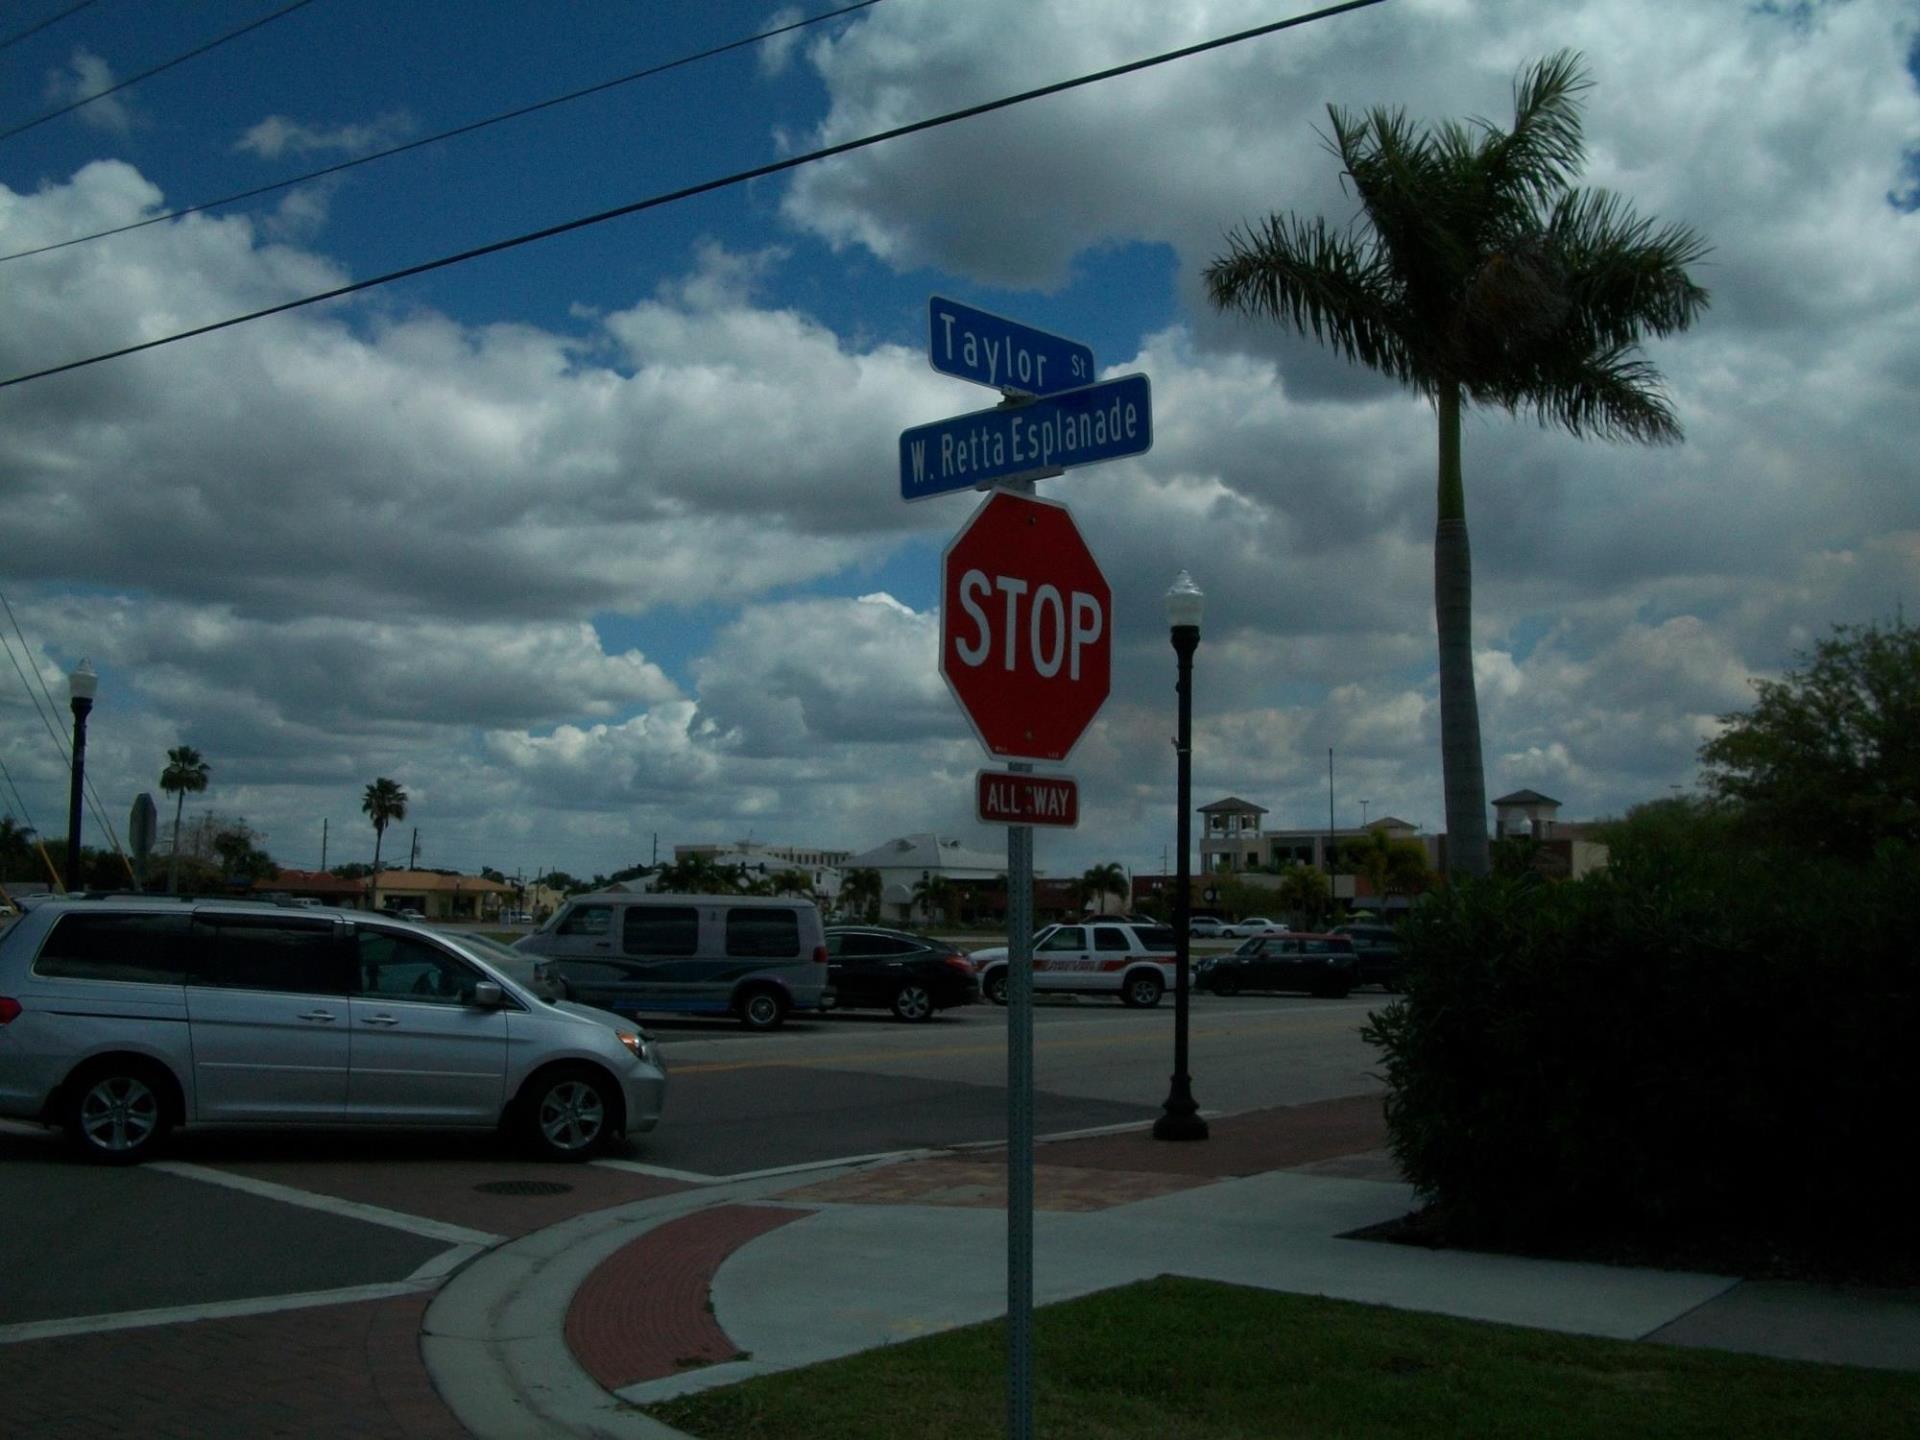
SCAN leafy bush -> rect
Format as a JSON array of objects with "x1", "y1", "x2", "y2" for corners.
[{"x1": 1361, "y1": 829, "x2": 1917, "y2": 1266}]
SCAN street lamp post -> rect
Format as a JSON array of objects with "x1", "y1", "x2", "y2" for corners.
[
  {"x1": 65, "y1": 659, "x2": 98, "y2": 893},
  {"x1": 1154, "y1": 574, "x2": 1208, "y2": 1142}
]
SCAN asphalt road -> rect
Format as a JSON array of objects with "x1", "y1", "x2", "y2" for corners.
[{"x1": 0, "y1": 989, "x2": 1388, "y2": 1333}]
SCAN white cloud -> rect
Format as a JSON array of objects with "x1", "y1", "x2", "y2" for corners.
[
  {"x1": 233, "y1": 112, "x2": 414, "y2": 160},
  {"x1": 42, "y1": 49, "x2": 132, "y2": 134}
]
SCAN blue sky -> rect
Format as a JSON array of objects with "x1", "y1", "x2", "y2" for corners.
[{"x1": 2, "y1": 0, "x2": 1917, "y2": 884}]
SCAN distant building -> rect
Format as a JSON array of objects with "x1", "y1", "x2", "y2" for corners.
[{"x1": 840, "y1": 833, "x2": 1034, "y2": 924}]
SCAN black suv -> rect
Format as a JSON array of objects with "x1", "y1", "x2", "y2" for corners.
[{"x1": 1332, "y1": 923, "x2": 1403, "y2": 989}]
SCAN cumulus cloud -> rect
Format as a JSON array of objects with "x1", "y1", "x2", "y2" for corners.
[
  {"x1": 2, "y1": 0, "x2": 1916, "y2": 879},
  {"x1": 41, "y1": 49, "x2": 133, "y2": 134}
]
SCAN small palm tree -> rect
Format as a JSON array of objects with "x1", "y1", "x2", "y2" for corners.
[
  {"x1": 910, "y1": 873, "x2": 956, "y2": 926},
  {"x1": 159, "y1": 745, "x2": 210, "y2": 894},
  {"x1": 1206, "y1": 52, "x2": 1708, "y2": 876},
  {"x1": 840, "y1": 867, "x2": 882, "y2": 921},
  {"x1": 361, "y1": 778, "x2": 408, "y2": 909},
  {"x1": 1076, "y1": 862, "x2": 1128, "y2": 913}
]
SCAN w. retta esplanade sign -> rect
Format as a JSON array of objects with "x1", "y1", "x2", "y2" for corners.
[{"x1": 940, "y1": 489, "x2": 1110, "y2": 763}]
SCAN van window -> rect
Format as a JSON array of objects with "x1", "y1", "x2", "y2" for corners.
[
  {"x1": 623, "y1": 905, "x2": 699, "y2": 956},
  {"x1": 35, "y1": 912, "x2": 193, "y2": 983},
  {"x1": 192, "y1": 917, "x2": 346, "y2": 995},
  {"x1": 725, "y1": 907, "x2": 800, "y2": 959},
  {"x1": 557, "y1": 905, "x2": 612, "y2": 937},
  {"x1": 355, "y1": 929, "x2": 480, "y2": 1004}
]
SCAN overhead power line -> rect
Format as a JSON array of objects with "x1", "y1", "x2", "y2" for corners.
[
  {"x1": 0, "y1": 0, "x2": 320, "y2": 143},
  {"x1": 0, "y1": 0, "x2": 1391, "y2": 391},
  {"x1": 0, "y1": 0, "x2": 97, "y2": 54},
  {"x1": 0, "y1": 0, "x2": 888, "y2": 266}
]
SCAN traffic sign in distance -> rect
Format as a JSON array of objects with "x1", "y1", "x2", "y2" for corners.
[
  {"x1": 941, "y1": 490, "x2": 1111, "y2": 762},
  {"x1": 977, "y1": 771, "x2": 1079, "y2": 828},
  {"x1": 900, "y1": 373, "x2": 1151, "y2": 503},
  {"x1": 929, "y1": 296, "x2": 1094, "y2": 397}
]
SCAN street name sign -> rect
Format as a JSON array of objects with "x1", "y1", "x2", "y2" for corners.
[
  {"x1": 900, "y1": 373, "x2": 1152, "y2": 503},
  {"x1": 929, "y1": 296, "x2": 1094, "y2": 397},
  {"x1": 941, "y1": 489, "x2": 1112, "y2": 762},
  {"x1": 977, "y1": 770, "x2": 1079, "y2": 828}
]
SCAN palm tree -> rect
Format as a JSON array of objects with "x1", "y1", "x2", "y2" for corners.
[
  {"x1": 1076, "y1": 862, "x2": 1128, "y2": 913},
  {"x1": 1205, "y1": 52, "x2": 1708, "y2": 876},
  {"x1": 840, "y1": 867, "x2": 882, "y2": 922},
  {"x1": 910, "y1": 873, "x2": 956, "y2": 926},
  {"x1": 1273, "y1": 864, "x2": 1331, "y2": 930},
  {"x1": 361, "y1": 777, "x2": 408, "y2": 909},
  {"x1": 159, "y1": 745, "x2": 210, "y2": 894}
]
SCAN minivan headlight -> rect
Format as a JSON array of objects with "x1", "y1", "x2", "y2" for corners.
[{"x1": 617, "y1": 1029, "x2": 659, "y2": 1066}]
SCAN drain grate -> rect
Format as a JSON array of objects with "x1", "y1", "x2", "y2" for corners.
[{"x1": 473, "y1": 1179, "x2": 575, "y2": 1196}]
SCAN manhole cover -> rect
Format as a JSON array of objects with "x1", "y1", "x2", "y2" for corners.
[{"x1": 473, "y1": 1180, "x2": 575, "y2": 1196}]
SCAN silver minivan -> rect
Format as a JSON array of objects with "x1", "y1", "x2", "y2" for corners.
[
  {"x1": 0, "y1": 897, "x2": 667, "y2": 1164},
  {"x1": 515, "y1": 892, "x2": 833, "y2": 1030}
]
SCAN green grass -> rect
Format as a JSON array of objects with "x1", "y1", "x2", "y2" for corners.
[{"x1": 643, "y1": 1276, "x2": 1920, "y2": 1440}]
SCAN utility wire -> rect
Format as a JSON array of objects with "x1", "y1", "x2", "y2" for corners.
[
  {"x1": 0, "y1": 0, "x2": 1390, "y2": 391},
  {"x1": 0, "y1": 0, "x2": 320, "y2": 143},
  {"x1": 1, "y1": 0, "x2": 887, "y2": 265},
  {"x1": 0, "y1": 0, "x2": 97, "y2": 54}
]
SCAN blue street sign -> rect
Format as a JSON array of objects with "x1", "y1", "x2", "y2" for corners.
[
  {"x1": 928, "y1": 296, "x2": 1095, "y2": 397},
  {"x1": 899, "y1": 374, "x2": 1152, "y2": 503}
]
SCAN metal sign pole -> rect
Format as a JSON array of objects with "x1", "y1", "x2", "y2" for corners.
[{"x1": 1006, "y1": 762, "x2": 1034, "y2": 1440}]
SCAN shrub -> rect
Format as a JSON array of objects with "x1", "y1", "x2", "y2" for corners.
[{"x1": 1361, "y1": 834, "x2": 1917, "y2": 1267}]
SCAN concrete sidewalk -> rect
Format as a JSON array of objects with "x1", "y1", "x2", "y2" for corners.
[{"x1": 420, "y1": 1095, "x2": 1920, "y2": 1438}]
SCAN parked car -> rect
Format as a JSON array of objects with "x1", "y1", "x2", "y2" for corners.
[
  {"x1": 1220, "y1": 916, "x2": 1290, "y2": 939},
  {"x1": 516, "y1": 892, "x2": 832, "y2": 1030},
  {"x1": 970, "y1": 920, "x2": 1178, "y2": 1008},
  {"x1": 1332, "y1": 922, "x2": 1403, "y2": 989},
  {"x1": 1193, "y1": 932, "x2": 1359, "y2": 998},
  {"x1": 0, "y1": 896, "x2": 667, "y2": 1164},
  {"x1": 823, "y1": 925, "x2": 978, "y2": 1021},
  {"x1": 1188, "y1": 915, "x2": 1229, "y2": 938}
]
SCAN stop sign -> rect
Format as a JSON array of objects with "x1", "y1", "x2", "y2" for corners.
[{"x1": 941, "y1": 489, "x2": 1112, "y2": 762}]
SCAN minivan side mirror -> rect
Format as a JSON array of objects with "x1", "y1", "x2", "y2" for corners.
[{"x1": 470, "y1": 981, "x2": 505, "y2": 1008}]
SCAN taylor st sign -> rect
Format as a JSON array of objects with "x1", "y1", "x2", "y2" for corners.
[{"x1": 928, "y1": 296, "x2": 1094, "y2": 397}]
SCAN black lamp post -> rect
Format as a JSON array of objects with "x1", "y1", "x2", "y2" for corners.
[
  {"x1": 1154, "y1": 573, "x2": 1208, "y2": 1142},
  {"x1": 65, "y1": 659, "x2": 98, "y2": 893}
]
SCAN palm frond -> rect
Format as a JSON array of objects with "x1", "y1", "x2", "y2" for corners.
[
  {"x1": 1204, "y1": 213, "x2": 1421, "y2": 384},
  {"x1": 1549, "y1": 188, "x2": 1711, "y2": 343},
  {"x1": 1475, "y1": 50, "x2": 1591, "y2": 210},
  {"x1": 1515, "y1": 343, "x2": 1685, "y2": 444}
]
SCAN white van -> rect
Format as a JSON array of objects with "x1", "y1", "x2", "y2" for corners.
[
  {"x1": 0, "y1": 897, "x2": 667, "y2": 1164},
  {"x1": 515, "y1": 892, "x2": 832, "y2": 1030}
]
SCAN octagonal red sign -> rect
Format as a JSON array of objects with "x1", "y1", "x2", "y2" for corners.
[{"x1": 941, "y1": 489, "x2": 1111, "y2": 762}]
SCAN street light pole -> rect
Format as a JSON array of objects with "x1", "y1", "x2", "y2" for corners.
[
  {"x1": 1155, "y1": 574, "x2": 1208, "y2": 1142},
  {"x1": 65, "y1": 660, "x2": 98, "y2": 893}
]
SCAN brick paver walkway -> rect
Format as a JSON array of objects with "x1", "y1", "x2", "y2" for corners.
[{"x1": 0, "y1": 1292, "x2": 464, "y2": 1440}]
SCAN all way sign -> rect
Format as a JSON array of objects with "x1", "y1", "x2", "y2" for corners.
[
  {"x1": 899, "y1": 373, "x2": 1152, "y2": 503},
  {"x1": 977, "y1": 770, "x2": 1079, "y2": 828}
]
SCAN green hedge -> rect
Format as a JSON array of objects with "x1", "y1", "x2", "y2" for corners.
[{"x1": 1361, "y1": 838, "x2": 1917, "y2": 1263}]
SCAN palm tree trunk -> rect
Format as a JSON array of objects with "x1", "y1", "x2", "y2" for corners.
[
  {"x1": 1434, "y1": 385, "x2": 1490, "y2": 878},
  {"x1": 167, "y1": 792, "x2": 184, "y2": 894},
  {"x1": 370, "y1": 828, "x2": 384, "y2": 912}
]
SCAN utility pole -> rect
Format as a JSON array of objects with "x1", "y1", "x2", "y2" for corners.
[
  {"x1": 408, "y1": 827, "x2": 419, "y2": 869},
  {"x1": 320, "y1": 818, "x2": 328, "y2": 871}
]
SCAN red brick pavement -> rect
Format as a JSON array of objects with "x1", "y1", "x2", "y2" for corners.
[
  {"x1": 0, "y1": 1292, "x2": 465, "y2": 1440},
  {"x1": 1038, "y1": 1092, "x2": 1389, "y2": 1177},
  {"x1": 564, "y1": 1204, "x2": 812, "y2": 1393}
]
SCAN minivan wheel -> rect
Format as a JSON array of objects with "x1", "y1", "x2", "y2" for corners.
[
  {"x1": 983, "y1": 970, "x2": 1008, "y2": 1006},
  {"x1": 521, "y1": 1066, "x2": 614, "y2": 1161},
  {"x1": 738, "y1": 987, "x2": 788, "y2": 1032},
  {"x1": 891, "y1": 984, "x2": 935, "y2": 1022},
  {"x1": 64, "y1": 1063, "x2": 172, "y2": 1165}
]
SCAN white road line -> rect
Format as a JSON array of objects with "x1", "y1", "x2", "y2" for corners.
[
  {"x1": 0, "y1": 1278, "x2": 438, "y2": 1347},
  {"x1": 150, "y1": 1162, "x2": 503, "y2": 1246}
]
